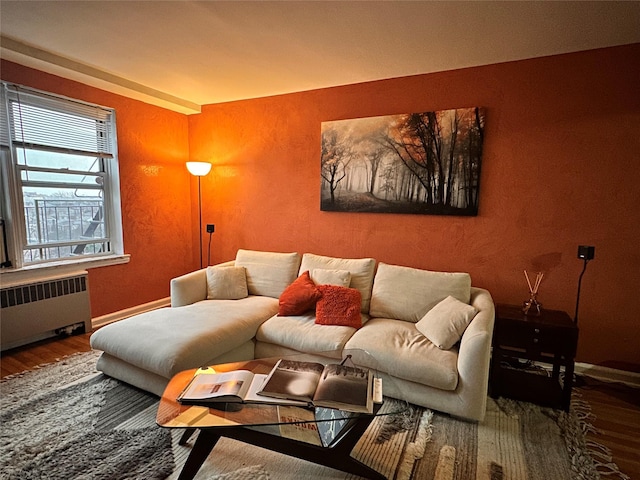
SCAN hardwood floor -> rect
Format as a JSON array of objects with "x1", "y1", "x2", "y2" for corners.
[
  {"x1": 1, "y1": 332, "x2": 93, "y2": 378},
  {"x1": 1, "y1": 332, "x2": 638, "y2": 479}
]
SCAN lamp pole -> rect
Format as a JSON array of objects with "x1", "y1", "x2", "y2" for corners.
[
  {"x1": 197, "y1": 175, "x2": 203, "y2": 268},
  {"x1": 574, "y1": 245, "x2": 595, "y2": 325},
  {"x1": 186, "y1": 162, "x2": 212, "y2": 269}
]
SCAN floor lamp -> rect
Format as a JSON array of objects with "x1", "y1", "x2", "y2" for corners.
[{"x1": 186, "y1": 162, "x2": 212, "y2": 269}]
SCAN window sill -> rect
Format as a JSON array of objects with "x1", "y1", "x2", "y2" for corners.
[{"x1": 0, "y1": 254, "x2": 130, "y2": 288}]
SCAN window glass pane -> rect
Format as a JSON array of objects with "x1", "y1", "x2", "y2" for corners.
[
  {"x1": 23, "y1": 186, "x2": 105, "y2": 247},
  {"x1": 24, "y1": 241, "x2": 109, "y2": 263},
  {"x1": 21, "y1": 169, "x2": 104, "y2": 187},
  {"x1": 15, "y1": 148, "x2": 101, "y2": 171}
]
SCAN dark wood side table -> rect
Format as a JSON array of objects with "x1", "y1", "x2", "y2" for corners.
[{"x1": 490, "y1": 304, "x2": 579, "y2": 411}]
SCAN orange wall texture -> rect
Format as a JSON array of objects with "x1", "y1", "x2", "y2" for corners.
[
  {"x1": 189, "y1": 44, "x2": 640, "y2": 368},
  {"x1": 1, "y1": 61, "x2": 193, "y2": 318},
  {"x1": 2, "y1": 44, "x2": 638, "y2": 368}
]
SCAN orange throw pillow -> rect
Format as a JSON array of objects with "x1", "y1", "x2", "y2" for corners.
[
  {"x1": 278, "y1": 271, "x2": 322, "y2": 316},
  {"x1": 315, "y1": 284, "x2": 362, "y2": 328}
]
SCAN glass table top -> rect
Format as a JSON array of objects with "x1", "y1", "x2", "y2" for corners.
[{"x1": 156, "y1": 350, "x2": 408, "y2": 448}]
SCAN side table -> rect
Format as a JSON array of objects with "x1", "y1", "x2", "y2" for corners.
[{"x1": 490, "y1": 304, "x2": 579, "y2": 411}]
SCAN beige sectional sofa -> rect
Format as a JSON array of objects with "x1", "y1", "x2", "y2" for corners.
[{"x1": 90, "y1": 249, "x2": 495, "y2": 421}]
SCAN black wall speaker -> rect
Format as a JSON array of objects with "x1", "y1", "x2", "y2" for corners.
[{"x1": 577, "y1": 245, "x2": 595, "y2": 260}]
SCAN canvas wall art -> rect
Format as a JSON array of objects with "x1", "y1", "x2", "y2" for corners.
[{"x1": 321, "y1": 107, "x2": 485, "y2": 216}]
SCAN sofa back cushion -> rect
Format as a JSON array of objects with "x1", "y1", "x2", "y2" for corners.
[
  {"x1": 310, "y1": 268, "x2": 351, "y2": 287},
  {"x1": 299, "y1": 253, "x2": 376, "y2": 313},
  {"x1": 369, "y1": 262, "x2": 472, "y2": 323},
  {"x1": 235, "y1": 249, "x2": 301, "y2": 298}
]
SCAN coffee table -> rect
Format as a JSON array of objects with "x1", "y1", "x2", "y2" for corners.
[{"x1": 157, "y1": 352, "x2": 406, "y2": 480}]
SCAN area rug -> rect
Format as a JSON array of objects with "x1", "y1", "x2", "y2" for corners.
[{"x1": 0, "y1": 351, "x2": 629, "y2": 480}]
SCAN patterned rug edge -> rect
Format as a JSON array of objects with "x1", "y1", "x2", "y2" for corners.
[
  {"x1": 565, "y1": 392, "x2": 630, "y2": 480},
  {"x1": 1, "y1": 350, "x2": 632, "y2": 480}
]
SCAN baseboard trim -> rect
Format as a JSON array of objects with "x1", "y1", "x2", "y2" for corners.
[
  {"x1": 91, "y1": 297, "x2": 170, "y2": 329},
  {"x1": 574, "y1": 362, "x2": 640, "y2": 387}
]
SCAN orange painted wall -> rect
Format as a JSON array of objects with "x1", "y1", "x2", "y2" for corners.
[
  {"x1": 1, "y1": 61, "x2": 193, "y2": 318},
  {"x1": 2, "y1": 44, "x2": 638, "y2": 368},
  {"x1": 189, "y1": 44, "x2": 640, "y2": 368}
]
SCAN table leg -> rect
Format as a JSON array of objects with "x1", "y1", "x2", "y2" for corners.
[
  {"x1": 172, "y1": 409, "x2": 386, "y2": 479},
  {"x1": 177, "y1": 429, "x2": 221, "y2": 480},
  {"x1": 552, "y1": 354, "x2": 561, "y2": 380},
  {"x1": 218, "y1": 416, "x2": 387, "y2": 479},
  {"x1": 562, "y1": 360, "x2": 575, "y2": 412},
  {"x1": 179, "y1": 428, "x2": 197, "y2": 445}
]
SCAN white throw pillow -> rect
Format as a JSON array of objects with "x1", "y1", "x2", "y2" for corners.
[
  {"x1": 310, "y1": 269, "x2": 351, "y2": 287},
  {"x1": 415, "y1": 295, "x2": 478, "y2": 350},
  {"x1": 206, "y1": 266, "x2": 249, "y2": 300}
]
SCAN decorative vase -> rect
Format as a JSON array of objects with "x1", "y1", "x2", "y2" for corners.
[{"x1": 523, "y1": 293, "x2": 542, "y2": 316}]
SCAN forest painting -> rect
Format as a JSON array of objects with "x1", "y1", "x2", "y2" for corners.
[{"x1": 321, "y1": 107, "x2": 485, "y2": 216}]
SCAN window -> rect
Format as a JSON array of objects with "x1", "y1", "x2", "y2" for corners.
[{"x1": 0, "y1": 82, "x2": 124, "y2": 270}]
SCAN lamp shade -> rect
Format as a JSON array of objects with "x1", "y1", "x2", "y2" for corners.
[{"x1": 186, "y1": 161, "x2": 212, "y2": 176}]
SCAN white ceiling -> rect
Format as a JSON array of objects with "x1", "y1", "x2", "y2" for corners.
[{"x1": 1, "y1": 1, "x2": 639, "y2": 114}]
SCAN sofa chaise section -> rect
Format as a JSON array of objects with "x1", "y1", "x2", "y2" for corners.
[
  {"x1": 91, "y1": 249, "x2": 302, "y2": 396},
  {"x1": 91, "y1": 297, "x2": 278, "y2": 396}
]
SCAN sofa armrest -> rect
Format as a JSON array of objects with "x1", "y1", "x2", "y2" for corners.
[
  {"x1": 455, "y1": 287, "x2": 496, "y2": 421},
  {"x1": 170, "y1": 260, "x2": 236, "y2": 307},
  {"x1": 170, "y1": 269, "x2": 207, "y2": 307}
]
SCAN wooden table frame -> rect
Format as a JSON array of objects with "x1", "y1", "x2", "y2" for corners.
[
  {"x1": 491, "y1": 304, "x2": 578, "y2": 411},
  {"x1": 175, "y1": 407, "x2": 385, "y2": 480},
  {"x1": 157, "y1": 355, "x2": 393, "y2": 480}
]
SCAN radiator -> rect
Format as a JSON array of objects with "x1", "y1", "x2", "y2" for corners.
[{"x1": 1, "y1": 273, "x2": 91, "y2": 351}]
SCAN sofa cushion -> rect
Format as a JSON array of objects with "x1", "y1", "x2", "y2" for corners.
[
  {"x1": 369, "y1": 263, "x2": 471, "y2": 323},
  {"x1": 416, "y1": 295, "x2": 478, "y2": 350},
  {"x1": 256, "y1": 312, "x2": 364, "y2": 355},
  {"x1": 315, "y1": 285, "x2": 362, "y2": 328},
  {"x1": 90, "y1": 296, "x2": 279, "y2": 378},
  {"x1": 278, "y1": 271, "x2": 322, "y2": 316},
  {"x1": 344, "y1": 318, "x2": 459, "y2": 390},
  {"x1": 206, "y1": 266, "x2": 248, "y2": 300},
  {"x1": 299, "y1": 253, "x2": 376, "y2": 313},
  {"x1": 235, "y1": 249, "x2": 301, "y2": 298},
  {"x1": 310, "y1": 269, "x2": 351, "y2": 286}
]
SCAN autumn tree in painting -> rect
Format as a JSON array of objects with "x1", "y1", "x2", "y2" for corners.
[
  {"x1": 321, "y1": 108, "x2": 485, "y2": 215},
  {"x1": 321, "y1": 127, "x2": 352, "y2": 205}
]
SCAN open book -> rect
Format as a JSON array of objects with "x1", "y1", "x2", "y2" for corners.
[
  {"x1": 177, "y1": 370, "x2": 307, "y2": 406},
  {"x1": 257, "y1": 359, "x2": 374, "y2": 413}
]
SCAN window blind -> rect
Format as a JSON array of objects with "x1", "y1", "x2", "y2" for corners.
[
  {"x1": 0, "y1": 85, "x2": 9, "y2": 147},
  {"x1": 1, "y1": 82, "x2": 114, "y2": 158}
]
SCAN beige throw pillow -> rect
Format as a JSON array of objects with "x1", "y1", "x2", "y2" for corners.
[
  {"x1": 310, "y1": 269, "x2": 351, "y2": 287},
  {"x1": 415, "y1": 295, "x2": 478, "y2": 350},
  {"x1": 206, "y1": 266, "x2": 249, "y2": 300},
  {"x1": 370, "y1": 263, "x2": 472, "y2": 323}
]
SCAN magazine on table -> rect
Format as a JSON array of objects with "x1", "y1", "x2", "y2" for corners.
[
  {"x1": 177, "y1": 369, "x2": 307, "y2": 406},
  {"x1": 257, "y1": 357, "x2": 375, "y2": 413},
  {"x1": 277, "y1": 405, "x2": 322, "y2": 446}
]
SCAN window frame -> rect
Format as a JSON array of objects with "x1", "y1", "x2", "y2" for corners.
[{"x1": 0, "y1": 81, "x2": 128, "y2": 279}]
